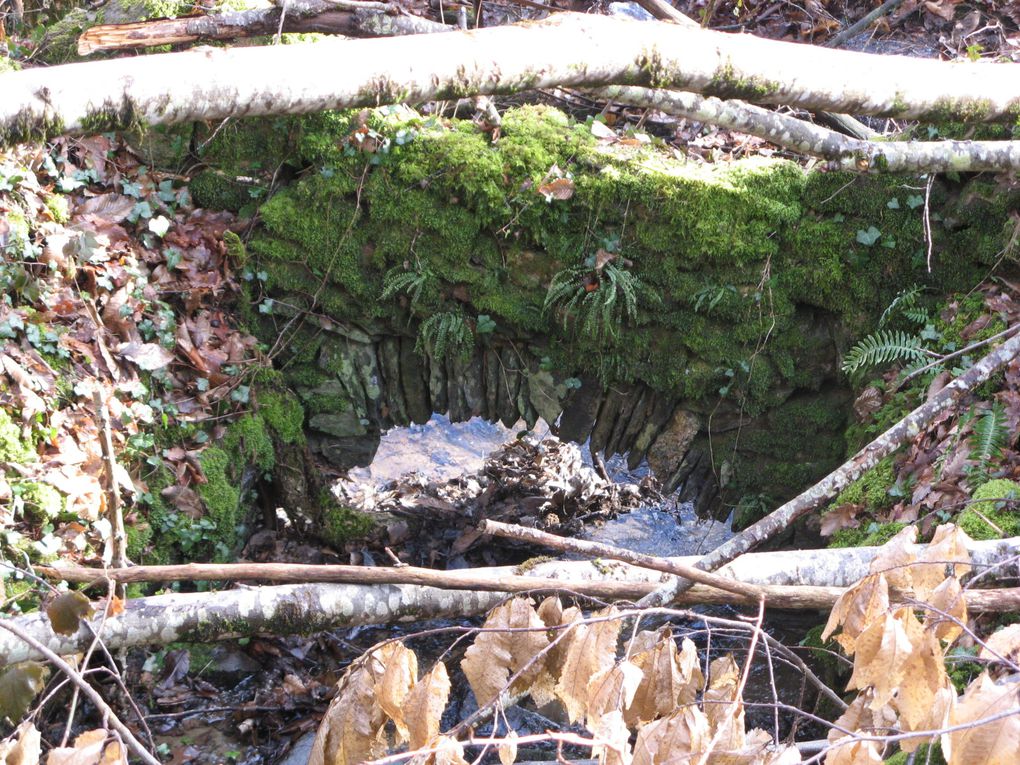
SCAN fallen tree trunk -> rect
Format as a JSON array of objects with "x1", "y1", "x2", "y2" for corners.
[
  {"x1": 4, "y1": 12, "x2": 1020, "y2": 147},
  {"x1": 77, "y1": 0, "x2": 452, "y2": 55},
  {"x1": 639, "y1": 327, "x2": 1020, "y2": 607},
  {"x1": 6, "y1": 537, "x2": 1017, "y2": 663},
  {"x1": 596, "y1": 86, "x2": 1020, "y2": 173}
]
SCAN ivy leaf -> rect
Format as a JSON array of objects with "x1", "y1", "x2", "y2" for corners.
[
  {"x1": 0, "y1": 664, "x2": 50, "y2": 722},
  {"x1": 887, "y1": 197, "x2": 900, "y2": 209},
  {"x1": 906, "y1": 194, "x2": 924, "y2": 209},
  {"x1": 856, "y1": 226, "x2": 881, "y2": 246}
]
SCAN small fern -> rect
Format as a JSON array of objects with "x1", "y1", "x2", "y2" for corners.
[
  {"x1": 879, "y1": 285, "x2": 927, "y2": 327},
  {"x1": 967, "y1": 402, "x2": 1009, "y2": 486},
  {"x1": 415, "y1": 311, "x2": 474, "y2": 361},
  {"x1": 544, "y1": 261, "x2": 647, "y2": 344},
  {"x1": 841, "y1": 330, "x2": 929, "y2": 377},
  {"x1": 381, "y1": 263, "x2": 438, "y2": 312}
]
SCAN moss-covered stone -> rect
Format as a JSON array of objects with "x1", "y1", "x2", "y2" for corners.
[
  {"x1": 212, "y1": 105, "x2": 1008, "y2": 509},
  {"x1": 959, "y1": 478, "x2": 1020, "y2": 540},
  {"x1": 829, "y1": 521, "x2": 908, "y2": 548},
  {"x1": 318, "y1": 498, "x2": 375, "y2": 548},
  {"x1": 258, "y1": 389, "x2": 305, "y2": 446},
  {"x1": 14, "y1": 481, "x2": 64, "y2": 521}
]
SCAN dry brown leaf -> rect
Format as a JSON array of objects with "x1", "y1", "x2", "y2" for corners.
[
  {"x1": 497, "y1": 729, "x2": 518, "y2": 765},
  {"x1": 75, "y1": 194, "x2": 136, "y2": 223},
  {"x1": 704, "y1": 654, "x2": 745, "y2": 753},
  {"x1": 308, "y1": 660, "x2": 387, "y2": 765},
  {"x1": 823, "y1": 574, "x2": 890, "y2": 654},
  {"x1": 374, "y1": 642, "x2": 418, "y2": 745},
  {"x1": 626, "y1": 632, "x2": 703, "y2": 727},
  {"x1": 430, "y1": 736, "x2": 469, "y2": 765},
  {"x1": 822, "y1": 739, "x2": 884, "y2": 764},
  {"x1": 536, "y1": 177, "x2": 575, "y2": 201},
  {"x1": 531, "y1": 597, "x2": 579, "y2": 707},
  {"x1": 632, "y1": 706, "x2": 712, "y2": 765},
  {"x1": 0, "y1": 721, "x2": 41, "y2": 765},
  {"x1": 827, "y1": 690, "x2": 897, "y2": 745},
  {"x1": 402, "y1": 661, "x2": 451, "y2": 751},
  {"x1": 587, "y1": 660, "x2": 643, "y2": 728},
  {"x1": 461, "y1": 598, "x2": 549, "y2": 708},
  {"x1": 846, "y1": 611, "x2": 913, "y2": 710},
  {"x1": 948, "y1": 671, "x2": 1020, "y2": 765},
  {"x1": 914, "y1": 524, "x2": 972, "y2": 597},
  {"x1": 979, "y1": 624, "x2": 1020, "y2": 667},
  {"x1": 892, "y1": 610, "x2": 947, "y2": 732},
  {"x1": 589, "y1": 710, "x2": 632, "y2": 765},
  {"x1": 925, "y1": 576, "x2": 967, "y2": 644},
  {"x1": 867, "y1": 525, "x2": 918, "y2": 591},
  {"x1": 554, "y1": 607, "x2": 622, "y2": 723},
  {"x1": 45, "y1": 730, "x2": 125, "y2": 765}
]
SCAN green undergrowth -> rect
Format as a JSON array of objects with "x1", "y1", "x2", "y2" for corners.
[{"x1": 187, "y1": 104, "x2": 1014, "y2": 515}]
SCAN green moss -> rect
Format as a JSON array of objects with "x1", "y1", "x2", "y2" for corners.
[
  {"x1": 14, "y1": 481, "x2": 64, "y2": 521},
  {"x1": 0, "y1": 410, "x2": 35, "y2": 464},
  {"x1": 223, "y1": 414, "x2": 275, "y2": 473},
  {"x1": 258, "y1": 390, "x2": 305, "y2": 445},
  {"x1": 196, "y1": 446, "x2": 242, "y2": 557},
  {"x1": 319, "y1": 498, "x2": 375, "y2": 548},
  {"x1": 959, "y1": 479, "x2": 1020, "y2": 540},
  {"x1": 830, "y1": 458, "x2": 897, "y2": 512},
  {"x1": 707, "y1": 62, "x2": 780, "y2": 101},
  {"x1": 884, "y1": 743, "x2": 945, "y2": 765},
  {"x1": 189, "y1": 171, "x2": 252, "y2": 212},
  {"x1": 829, "y1": 521, "x2": 907, "y2": 548},
  {"x1": 44, "y1": 194, "x2": 70, "y2": 224},
  {"x1": 0, "y1": 56, "x2": 21, "y2": 74}
]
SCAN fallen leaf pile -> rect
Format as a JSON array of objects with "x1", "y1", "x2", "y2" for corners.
[{"x1": 0, "y1": 136, "x2": 264, "y2": 569}]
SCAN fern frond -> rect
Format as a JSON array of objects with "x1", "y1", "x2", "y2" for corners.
[
  {"x1": 879, "y1": 285, "x2": 924, "y2": 327},
  {"x1": 968, "y1": 402, "x2": 1008, "y2": 483},
  {"x1": 841, "y1": 330, "x2": 928, "y2": 376},
  {"x1": 381, "y1": 264, "x2": 438, "y2": 312},
  {"x1": 415, "y1": 311, "x2": 474, "y2": 361}
]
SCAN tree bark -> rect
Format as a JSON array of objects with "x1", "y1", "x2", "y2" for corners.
[
  {"x1": 596, "y1": 86, "x2": 1020, "y2": 173},
  {"x1": 4, "y1": 12, "x2": 1020, "y2": 147},
  {"x1": 77, "y1": 1, "x2": 452, "y2": 55},
  {"x1": 7, "y1": 536, "x2": 1017, "y2": 663},
  {"x1": 639, "y1": 327, "x2": 1020, "y2": 607}
]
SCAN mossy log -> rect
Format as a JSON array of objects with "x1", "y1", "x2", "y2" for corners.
[{"x1": 5, "y1": 12, "x2": 1020, "y2": 145}]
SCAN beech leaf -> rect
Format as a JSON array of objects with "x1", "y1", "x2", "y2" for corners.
[
  {"x1": 554, "y1": 607, "x2": 621, "y2": 723},
  {"x1": 948, "y1": 671, "x2": 1020, "y2": 765},
  {"x1": 115, "y1": 341, "x2": 175, "y2": 371},
  {"x1": 0, "y1": 721, "x2": 41, "y2": 765},
  {"x1": 308, "y1": 660, "x2": 387, "y2": 765},
  {"x1": 461, "y1": 598, "x2": 549, "y2": 708},
  {"x1": 374, "y1": 642, "x2": 418, "y2": 745},
  {"x1": 402, "y1": 661, "x2": 450, "y2": 751}
]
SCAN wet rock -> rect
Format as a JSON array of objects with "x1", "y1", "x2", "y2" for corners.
[
  {"x1": 379, "y1": 336, "x2": 407, "y2": 426},
  {"x1": 590, "y1": 388, "x2": 625, "y2": 455},
  {"x1": 447, "y1": 354, "x2": 469, "y2": 422},
  {"x1": 462, "y1": 349, "x2": 486, "y2": 418},
  {"x1": 484, "y1": 348, "x2": 500, "y2": 422},
  {"x1": 308, "y1": 410, "x2": 367, "y2": 439},
  {"x1": 278, "y1": 733, "x2": 316, "y2": 765},
  {"x1": 527, "y1": 368, "x2": 565, "y2": 426},
  {"x1": 427, "y1": 350, "x2": 448, "y2": 415},
  {"x1": 400, "y1": 336, "x2": 432, "y2": 425},
  {"x1": 629, "y1": 394, "x2": 677, "y2": 469},
  {"x1": 309, "y1": 430, "x2": 380, "y2": 469},
  {"x1": 557, "y1": 377, "x2": 602, "y2": 444},
  {"x1": 496, "y1": 347, "x2": 522, "y2": 427},
  {"x1": 516, "y1": 373, "x2": 539, "y2": 429},
  {"x1": 319, "y1": 338, "x2": 383, "y2": 425},
  {"x1": 647, "y1": 407, "x2": 701, "y2": 479},
  {"x1": 606, "y1": 386, "x2": 645, "y2": 458}
]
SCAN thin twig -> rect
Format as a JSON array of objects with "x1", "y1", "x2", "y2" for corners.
[
  {"x1": 824, "y1": 0, "x2": 907, "y2": 49},
  {"x1": 0, "y1": 619, "x2": 161, "y2": 765}
]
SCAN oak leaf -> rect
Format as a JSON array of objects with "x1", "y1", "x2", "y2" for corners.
[{"x1": 461, "y1": 598, "x2": 549, "y2": 707}]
